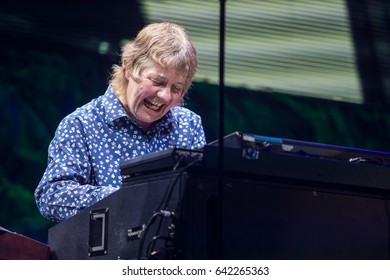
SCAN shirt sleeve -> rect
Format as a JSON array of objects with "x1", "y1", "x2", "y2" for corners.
[{"x1": 34, "y1": 116, "x2": 119, "y2": 222}]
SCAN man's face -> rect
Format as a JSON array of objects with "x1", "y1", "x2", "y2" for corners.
[{"x1": 124, "y1": 64, "x2": 185, "y2": 130}]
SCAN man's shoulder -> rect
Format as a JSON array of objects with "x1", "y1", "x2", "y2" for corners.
[
  {"x1": 57, "y1": 95, "x2": 105, "y2": 130},
  {"x1": 68, "y1": 98, "x2": 100, "y2": 119}
]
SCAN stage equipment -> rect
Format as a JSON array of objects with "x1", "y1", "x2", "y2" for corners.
[{"x1": 48, "y1": 132, "x2": 390, "y2": 259}]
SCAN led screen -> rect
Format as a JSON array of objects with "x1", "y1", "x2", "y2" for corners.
[{"x1": 141, "y1": 0, "x2": 362, "y2": 103}]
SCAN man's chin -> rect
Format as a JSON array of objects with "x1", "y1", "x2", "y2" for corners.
[{"x1": 135, "y1": 114, "x2": 161, "y2": 129}]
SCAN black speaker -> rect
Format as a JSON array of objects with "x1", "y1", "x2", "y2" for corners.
[
  {"x1": 48, "y1": 166, "x2": 390, "y2": 260},
  {"x1": 48, "y1": 170, "x2": 188, "y2": 260}
]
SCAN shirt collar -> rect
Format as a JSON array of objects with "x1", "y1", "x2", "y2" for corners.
[
  {"x1": 102, "y1": 85, "x2": 178, "y2": 130},
  {"x1": 102, "y1": 85, "x2": 129, "y2": 124}
]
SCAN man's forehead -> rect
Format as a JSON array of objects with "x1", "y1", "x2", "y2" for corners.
[{"x1": 144, "y1": 67, "x2": 184, "y2": 85}]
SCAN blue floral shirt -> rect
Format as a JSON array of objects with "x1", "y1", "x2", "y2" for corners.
[{"x1": 35, "y1": 85, "x2": 206, "y2": 222}]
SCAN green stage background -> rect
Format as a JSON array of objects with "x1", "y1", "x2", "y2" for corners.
[{"x1": 1, "y1": 1, "x2": 390, "y2": 244}]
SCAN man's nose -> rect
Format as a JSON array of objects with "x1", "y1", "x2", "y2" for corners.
[{"x1": 157, "y1": 87, "x2": 172, "y2": 102}]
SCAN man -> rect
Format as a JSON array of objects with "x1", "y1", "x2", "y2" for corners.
[{"x1": 35, "y1": 22, "x2": 206, "y2": 222}]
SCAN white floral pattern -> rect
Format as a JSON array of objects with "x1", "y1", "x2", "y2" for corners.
[{"x1": 34, "y1": 85, "x2": 206, "y2": 222}]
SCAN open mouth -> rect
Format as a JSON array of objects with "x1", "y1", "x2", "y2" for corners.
[{"x1": 144, "y1": 99, "x2": 163, "y2": 111}]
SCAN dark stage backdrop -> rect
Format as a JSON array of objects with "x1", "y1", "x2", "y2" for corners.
[{"x1": 1, "y1": 0, "x2": 390, "y2": 244}]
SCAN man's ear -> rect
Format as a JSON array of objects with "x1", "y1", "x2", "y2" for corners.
[{"x1": 125, "y1": 69, "x2": 130, "y2": 80}]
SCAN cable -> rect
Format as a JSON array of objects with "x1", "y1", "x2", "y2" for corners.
[
  {"x1": 146, "y1": 235, "x2": 173, "y2": 259},
  {"x1": 137, "y1": 210, "x2": 173, "y2": 260},
  {"x1": 216, "y1": 0, "x2": 226, "y2": 260},
  {"x1": 147, "y1": 158, "x2": 201, "y2": 260},
  {"x1": 154, "y1": 155, "x2": 186, "y2": 213},
  {"x1": 137, "y1": 156, "x2": 202, "y2": 259},
  {"x1": 145, "y1": 220, "x2": 176, "y2": 259},
  {"x1": 162, "y1": 158, "x2": 203, "y2": 211}
]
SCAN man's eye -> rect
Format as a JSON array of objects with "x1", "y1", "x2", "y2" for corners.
[
  {"x1": 152, "y1": 80, "x2": 163, "y2": 86},
  {"x1": 149, "y1": 78, "x2": 163, "y2": 86},
  {"x1": 172, "y1": 87, "x2": 182, "y2": 94}
]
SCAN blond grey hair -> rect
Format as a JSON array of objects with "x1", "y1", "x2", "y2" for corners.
[{"x1": 110, "y1": 22, "x2": 198, "y2": 101}]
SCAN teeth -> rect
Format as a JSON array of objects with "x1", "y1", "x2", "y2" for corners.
[{"x1": 144, "y1": 99, "x2": 162, "y2": 110}]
